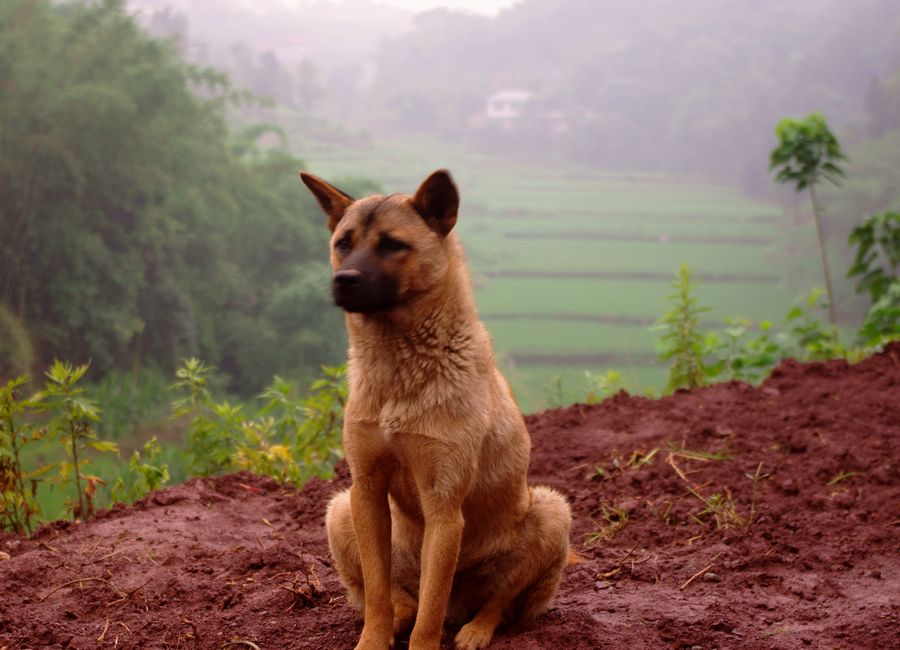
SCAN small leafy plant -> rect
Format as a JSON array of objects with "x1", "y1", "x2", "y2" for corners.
[
  {"x1": 287, "y1": 365, "x2": 347, "y2": 483},
  {"x1": 583, "y1": 369, "x2": 625, "y2": 404},
  {"x1": 171, "y1": 359, "x2": 347, "y2": 485},
  {"x1": 171, "y1": 358, "x2": 240, "y2": 477},
  {"x1": 0, "y1": 377, "x2": 48, "y2": 534},
  {"x1": 706, "y1": 318, "x2": 784, "y2": 383},
  {"x1": 849, "y1": 211, "x2": 900, "y2": 346},
  {"x1": 1, "y1": 358, "x2": 349, "y2": 534},
  {"x1": 42, "y1": 361, "x2": 119, "y2": 521},
  {"x1": 653, "y1": 264, "x2": 715, "y2": 392},
  {"x1": 235, "y1": 368, "x2": 346, "y2": 486},
  {"x1": 783, "y1": 289, "x2": 845, "y2": 361},
  {"x1": 110, "y1": 436, "x2": 170, "y2": 503},
  {"x1": 543, "y1": 375, "x2": 565, "y2": 408}
]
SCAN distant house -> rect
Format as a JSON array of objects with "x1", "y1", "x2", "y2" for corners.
[
  {"x1": 469, "y1": 88, "x2": 569, "y2": 136},
  {"x1": 485, "y1": 89, "x2": 535, "y2": 121}
]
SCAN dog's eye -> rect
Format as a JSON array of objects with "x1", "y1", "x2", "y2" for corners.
[
  {"x1": 378, "y1": 236, "x2": 410, "y2": 254},
  {"x1": 334, "y1": 234, "x2": 353, "y2": 254}
]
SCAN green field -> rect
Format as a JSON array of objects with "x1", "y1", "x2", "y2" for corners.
[{"x1": 300, "y1": 135, "x2": 803, "y2": 411}]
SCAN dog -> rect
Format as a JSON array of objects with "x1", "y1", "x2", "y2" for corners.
[{"x1": 299, "y1": 169, "x2": 572, "y2": 650}]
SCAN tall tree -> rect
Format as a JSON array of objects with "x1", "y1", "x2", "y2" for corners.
[{"x1": 770, "y1": 113, "x2": 847, "y2": 326}]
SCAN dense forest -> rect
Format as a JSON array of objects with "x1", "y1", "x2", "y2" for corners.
[{"x1": 0, "y1": 0, "x2": 376, "y2": 390}]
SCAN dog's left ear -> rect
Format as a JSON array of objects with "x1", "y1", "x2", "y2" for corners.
[
  {"x1": 411, "y1": 169, "x2": 459, "y2": 237},
  {"x1": 299, "y1": 171, "x2": 354, "y2": 231}
]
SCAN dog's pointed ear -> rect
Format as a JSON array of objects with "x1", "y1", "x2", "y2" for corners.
[
  {"x1": 411, "y1": 169, "x2": 459, "y2": 237},
  {"x1": 299, "y1": 171, "x2": 354, "y2": 231}
]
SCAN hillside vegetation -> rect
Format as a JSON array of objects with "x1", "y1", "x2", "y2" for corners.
[{"x1": 0, "y1": 0, "x2": 352, "y2": 391}]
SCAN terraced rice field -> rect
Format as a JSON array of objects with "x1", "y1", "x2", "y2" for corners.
[{"x1": 304, "y1": 136, "x2": 798, "y2": 410}]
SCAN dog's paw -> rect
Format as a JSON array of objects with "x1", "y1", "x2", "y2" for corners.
[
  {"x1": 393, "y1": 599, "x2": 417, "y2": 634},
  {"x1": 354, "y1": 623, "x2": 393, "y2": 650},
  {"x1": 454, "y1": 622, "x2": 494, "y2": 650}
]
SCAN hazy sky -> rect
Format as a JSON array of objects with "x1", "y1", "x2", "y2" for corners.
[
  {"x1": 287, "y1": 0, "x2": 519, "y2": 15},
  {"x1": 377, "y1": 0, "x2": 516, "y2": 13}
]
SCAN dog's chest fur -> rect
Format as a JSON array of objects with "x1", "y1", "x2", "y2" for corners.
[
  {"x1": 342, "y1": 248, "x2": 496, "y2": 440},
  {"x1": 346, "y1": 310, "x2": 493, "y2": 438}
]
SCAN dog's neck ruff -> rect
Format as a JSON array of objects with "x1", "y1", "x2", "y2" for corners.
[{"x1": 344, "y1": 260, "x2": 489, "y2": 417}]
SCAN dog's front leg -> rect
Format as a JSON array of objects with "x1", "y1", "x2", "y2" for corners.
[
  {"x1": 409, "y1": 496, "x2": 465, "y2": 650},
  {"x1": 350, "y1": 471, "x2": 394, "y2": 650}
]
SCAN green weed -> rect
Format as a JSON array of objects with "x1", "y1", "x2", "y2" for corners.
[
  {"x1": 41, "y1": 361, "x2": 119, "y2": 520},
  {"x1": 543, "y1": 375, "x2": 565, "y2": 408},
  {"x1": 586, "y1": 502, "x2": 630, "y2": 546},
  {"x1": 826, "y1": 470, "x2": 859, "y2": 486},
  {"x1": 171, "y1": 358, "x2": 238, "y2": 477},
  {"x1": 0, "y1": 376, "x2": 48, "y2": 534},
  {"x1": 110, "y1": 437, "x2": 170, "y2": 503},
  {"x1": 652, "y1": 264, "x2": 716, "y2": 392},
  {"x1": 1, "y1": 358, "x2": 348, "y2": 533},
  {"x1": 783, "y1": 289, "x2": 845, "y2": 361},
  {"x1": 746, "y1": 461, "x2": 769, "y2": 526},
  {"x1": 583, "y1": 369, "x2": 625, "y2": 404},
  {"x1": 171, "y1": 359, "x2": 347, "y2": 486},
  {"x1": 666, "y1": 447, "x2": 768, "y2": 530},
  {"x1": 848, "y1": 210, "x2": 900, "y2": 347},
  {"x1": 687, "y1": 487, "x2": 745, "y2": 529},
  {"x1": 591, "y1": 447, "x2": 659, "y2": 482},
  {"x1": 706, "y1": 318, "x2": 784, "y2": 383},
  {"x1": 666, "y1": 442, "x2": 732, "y2": 462},
  {"x1": 237, "y1": 368, "x2": 346, "y2": 486}
]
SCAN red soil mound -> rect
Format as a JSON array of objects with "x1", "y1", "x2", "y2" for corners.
[{"x1": 2, "y1": 345, "x2": 899, "y2": 649}]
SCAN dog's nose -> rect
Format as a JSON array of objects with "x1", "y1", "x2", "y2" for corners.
[{"x1": 334, "y1": 269, "x2": 363, "y2": 287}]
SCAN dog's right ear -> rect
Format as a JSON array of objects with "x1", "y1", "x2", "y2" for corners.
[
  {"x1": 299, "y1": 172, "x2": 354, "y2": 231},
  {"x1": 411, "y1": 169, "x2": 459, "y2": 237}
]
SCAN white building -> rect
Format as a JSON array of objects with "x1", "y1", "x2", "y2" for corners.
[{"x1": 485, "y1": 90, "x2": 535, "y2": 120}]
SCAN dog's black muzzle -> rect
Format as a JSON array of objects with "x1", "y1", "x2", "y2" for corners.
[{"x1": 332, "y1": 267, "x2": 398, "y2": 314}]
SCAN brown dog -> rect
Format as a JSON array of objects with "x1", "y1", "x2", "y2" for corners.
[{"x1": 299, "y1": 169, "x2": 572, "y2": 650}]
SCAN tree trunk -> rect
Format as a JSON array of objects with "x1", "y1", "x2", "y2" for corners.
[{"x1": 808, "y1": 184, "x2": 838, "y2": 326}]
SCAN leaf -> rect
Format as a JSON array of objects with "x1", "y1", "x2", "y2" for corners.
[
  {"x1": 786, "y1": 307, "x2": 803, "y2": 321},
  {"x1": 23, "y1": 464, "x2": 56, "y2": 479},
  {"x1": 88, "y1": 440, "x2": 119, "y2": 453}
]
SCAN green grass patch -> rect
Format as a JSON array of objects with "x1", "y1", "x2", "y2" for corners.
[
  {"x1": 475, "y1": 277, "x2": 796, "y2": 321},
  {"x1": 484, "y1": 239, "x2": 779, "y2": 276},
  {"x1": 485, "y1": 319, "x2": 657, "y2": 355}
]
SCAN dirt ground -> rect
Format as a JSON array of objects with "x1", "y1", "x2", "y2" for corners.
[{"x1": 1, "y1": 344, "x2": 898, "y2": 649}]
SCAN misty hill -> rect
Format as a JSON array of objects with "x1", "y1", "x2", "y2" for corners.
[
  {"x1": 129, "y1": 0, "x2": 413, "y2": 114},
  {"x1": 129, "y1": 0, "x2": 900, "y2": 188},
  {"x1": 368, "y1": 0, "x2": 900, "y2": 186}
]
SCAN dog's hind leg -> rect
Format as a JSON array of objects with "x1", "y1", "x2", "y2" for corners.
[
  {"x1": 508, "y1": 486, "x2": 571, "y2": 624},
  {"x1": 326, "y1": 489, "x2": 421, "y2": 636},
  {"x1": 325, "y1": 489, "x2": 365, "y2": 610},
  {"x1": 454, "y1": 486, "x2": 571, "y2": 650}
]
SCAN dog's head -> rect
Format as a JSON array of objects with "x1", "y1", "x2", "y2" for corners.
[{"x1": 299, "y1": 169, "x2": 460, "y2": 314}]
